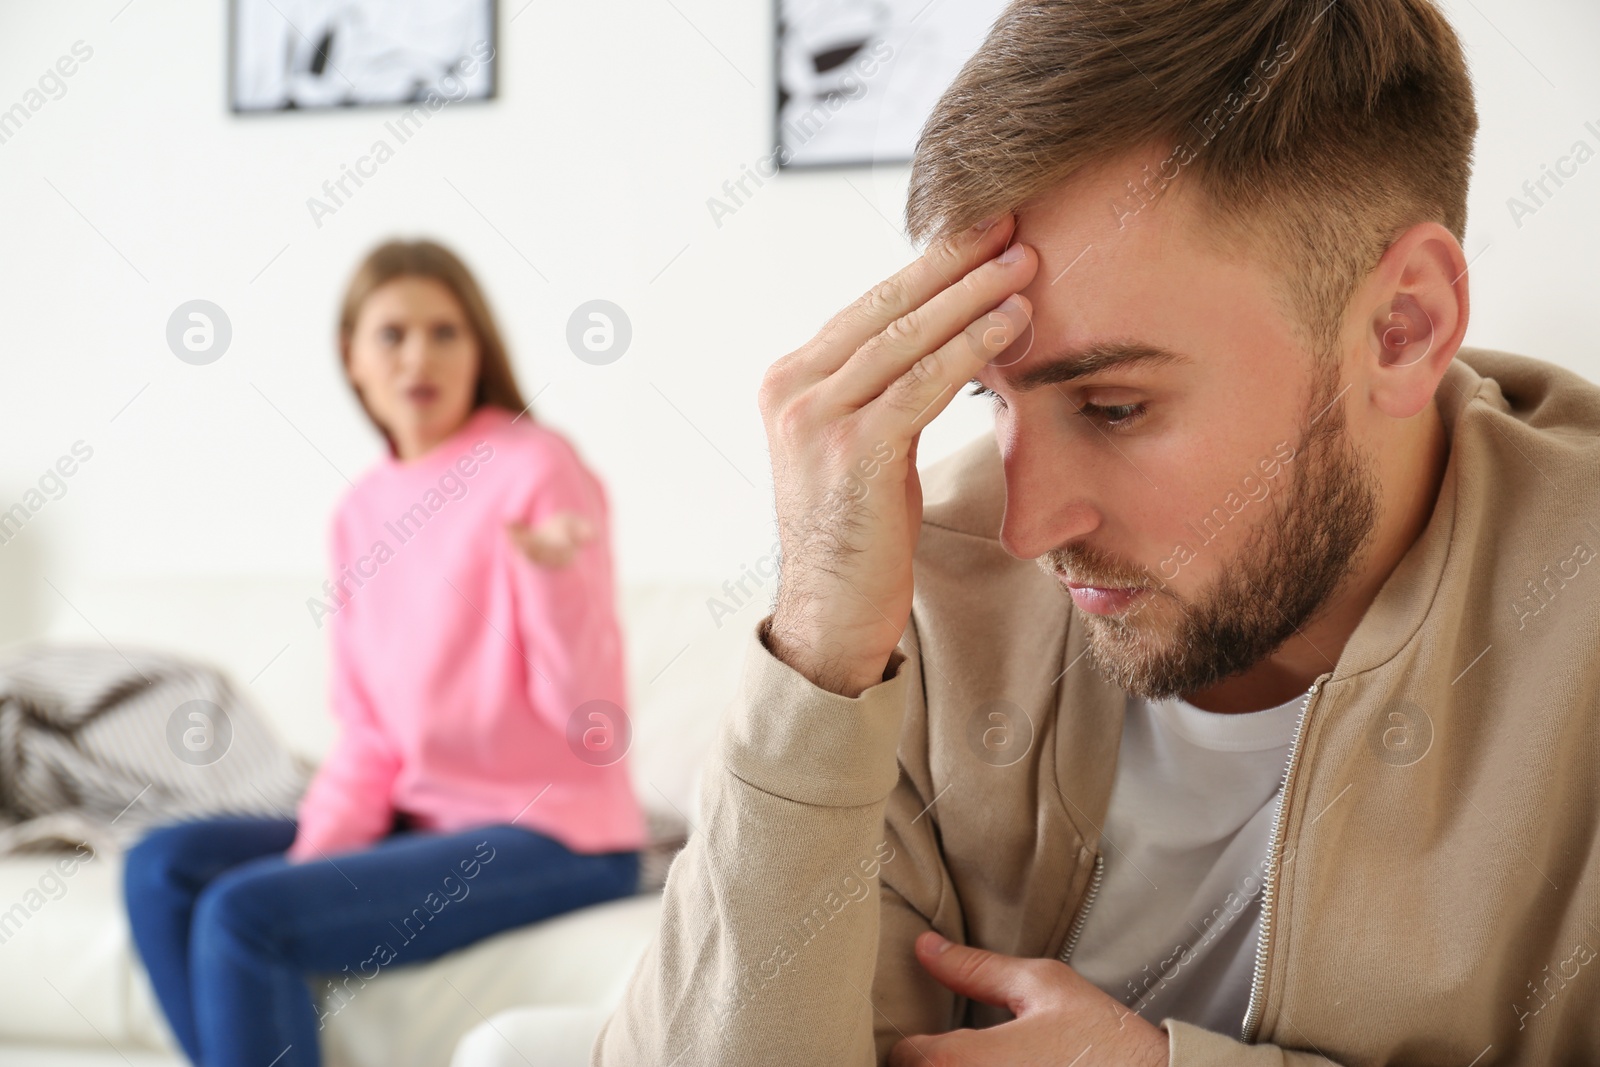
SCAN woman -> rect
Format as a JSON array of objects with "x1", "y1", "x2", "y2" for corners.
[{"x1": 124, "y1": 239, "x2": 646, "y2": 1067}]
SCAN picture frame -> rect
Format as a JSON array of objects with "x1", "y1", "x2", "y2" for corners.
[
  {"x1": 229, "y1": 0, "x2": 497, "y2": 113},
  {"x1": 775, "y1": 0, "x2": 1006, "y2": 169}
]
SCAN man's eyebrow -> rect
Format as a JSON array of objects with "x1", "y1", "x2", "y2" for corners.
[{"x1": 970, "y1": 342, "x2": 1190, "y2": 394}]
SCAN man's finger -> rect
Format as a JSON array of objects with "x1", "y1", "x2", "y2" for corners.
[
  {"x1": 824, "y1": 245, "x2": 1037, "y2": 414},
  {"x1": 912, "y1": 931, "x2": 1041, "y2": 1015},
  {"x1": 887, "y1": 1032, "x2": 942, "y2": 1067},
  {"x1": 801, "y1": 215, "x2": 1017, "y2": 380},
  {"x1": 867, "y1": 292, "x2": 1033, "y2": 439}
]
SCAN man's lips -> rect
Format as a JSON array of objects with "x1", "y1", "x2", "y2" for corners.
[{"x1": 1056, "y1": 571, "x2": 1150, "y2": 615}]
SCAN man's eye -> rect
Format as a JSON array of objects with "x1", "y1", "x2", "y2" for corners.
[
  {"x1": 379, "y1": 326, "x2": 402, "y2": 344},
  {"x1": 968, "y1": 383, "x2": 1146, "y2": 430},
  {"x1": 1078, "y1": 401, "x2": 1147, "y2": 428}
]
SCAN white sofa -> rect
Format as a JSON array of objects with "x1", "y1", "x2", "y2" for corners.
[{"x1": 0, "y1": 575, "x2": 753, "y2": 1066}]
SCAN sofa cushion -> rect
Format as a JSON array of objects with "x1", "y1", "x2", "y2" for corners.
[
  {"x1": 0, "y1": 848, "x2": 665, "y2": 1066},
  {"x1": 0, "y1": 850, "x2": 169, "y2": 1050},
  {"x1": 322, "y1": 893, "x2": 663, "y2": 1067}
]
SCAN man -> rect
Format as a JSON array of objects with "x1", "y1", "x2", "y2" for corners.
[{"x1": 597, "y1": 0, "x2": 1600, "y2": 1063}]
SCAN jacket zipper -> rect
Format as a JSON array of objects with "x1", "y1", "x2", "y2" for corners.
[
  {"x1": 1058, "y1": 851, "x2": 1104, "y2": 963},
  {"x1": 1241, "y1": 671, "x2": 1333, "y2": 1042}
]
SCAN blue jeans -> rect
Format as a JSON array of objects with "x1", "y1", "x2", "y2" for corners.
[{"x1": 123, "y1": 816, "x2": 639, "y2": 1067}]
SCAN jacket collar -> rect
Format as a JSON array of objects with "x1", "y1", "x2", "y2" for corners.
[{"x1": 1333, "y1": 354, "x2": 1498, "y2": 680}]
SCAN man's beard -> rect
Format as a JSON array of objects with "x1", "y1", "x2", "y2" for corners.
[{"x1": 1041, "y1": 362, "x2": 1382, "y2": 702}]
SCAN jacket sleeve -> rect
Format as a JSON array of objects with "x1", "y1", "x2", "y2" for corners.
[
  {"x1": 869, "y1": 615, "x2": 970, "y2": 1060},
  {"x1": 506, "y1": 438, "x2": 627, "y2": 736},
  {"x1": 287, "y1": 516, "x2": 402, "y2": 861},
  {"x1": 592, "y1": 610, "x2": 955, "y2": 1066},
  {"x1": 1164, "y1": 1020, "x2": 1347, "y2": 1065}
]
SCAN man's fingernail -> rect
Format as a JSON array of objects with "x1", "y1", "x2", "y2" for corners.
[
  {"x1": 997, "y1": 242, "x2": 1025, "y2": 264},
  {"x1": 926, "y1": 932, "x2": 951, "y2": 954}
]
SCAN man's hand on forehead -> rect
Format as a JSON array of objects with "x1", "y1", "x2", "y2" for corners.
[{"x1": 757, "y1": 212, "x2": 1037, "y2": 697}]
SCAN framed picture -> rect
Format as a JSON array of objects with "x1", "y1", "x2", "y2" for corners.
[
  {"x1": 230, "y1": 0, "x2": 497, "y2": 113},
  {"x1": 775, "y1": 0, "x2": 1007, "y2": 168}
]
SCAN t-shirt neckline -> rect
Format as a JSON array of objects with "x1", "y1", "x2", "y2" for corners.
[{"x1": 1137, "y1": 685, "x2": 1310, "y2": 752}]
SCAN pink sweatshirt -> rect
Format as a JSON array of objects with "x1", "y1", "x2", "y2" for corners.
[{"x1": 288, "y1": 405, "x2": 647, "y2": 861}]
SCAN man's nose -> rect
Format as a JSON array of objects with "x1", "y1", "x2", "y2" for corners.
[{"x1": 997, "y1": 429, "x2": 1101, "y2": 560}]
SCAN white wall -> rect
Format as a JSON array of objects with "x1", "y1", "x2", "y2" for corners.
[{"x1": 0, "y1": 0, "x2": 1596, "y2": 646}]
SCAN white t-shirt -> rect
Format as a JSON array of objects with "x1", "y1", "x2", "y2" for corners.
[{"x1": 1065, "y1": 685, "x2": 1309, "y2": 1034}]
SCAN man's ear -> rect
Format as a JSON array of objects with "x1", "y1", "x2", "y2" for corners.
[{"x1": 1356, "y1": 221, "x2": 1470, "y2": 419}]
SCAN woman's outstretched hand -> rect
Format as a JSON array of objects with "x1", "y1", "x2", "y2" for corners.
[{"x1": 507, "y1": 511, "x2": 596, "y2": 569}]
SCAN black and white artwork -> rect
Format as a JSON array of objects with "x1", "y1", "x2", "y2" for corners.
[
  {"x1": 776, "y1": 0, "x2": 1006, "y2": 168},
  {"x1": 231, "y1": 0, "x2": 496, "y2": 113}
]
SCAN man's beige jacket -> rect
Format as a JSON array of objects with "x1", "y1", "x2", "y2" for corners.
[{"x1": 595, "y1": 348, "x2": 1600, "y2": 1066}]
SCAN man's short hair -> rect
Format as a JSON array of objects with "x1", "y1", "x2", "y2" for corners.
[{"x1": 905, "y1": 0, "x2": 1478, "y2": 357}]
